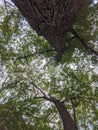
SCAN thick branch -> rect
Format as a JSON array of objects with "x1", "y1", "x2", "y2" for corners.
[
  {"x1": 70, "y1": 28, "x2": 98, "y2": 57},
  {"x1": 53, "y1": 99, "x2": 77, "y2": 130},
  {"x1": 34, "y1": 95, "x2": 77, "y2": 130}
]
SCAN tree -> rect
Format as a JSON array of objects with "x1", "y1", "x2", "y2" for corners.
[
  {"x1": 0, "y1": 1, "x2": 98, "y2": 130},
  {"x1": 11, "y1": 0, "x2": 90, "y2": 61}
]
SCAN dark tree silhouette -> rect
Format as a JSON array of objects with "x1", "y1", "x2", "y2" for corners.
[{"x1": 11, "y1": 0, "x2": 87, "y2": 61}]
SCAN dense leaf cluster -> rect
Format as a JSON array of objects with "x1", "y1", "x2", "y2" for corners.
[{"x1": 0, "y1": 2, "x2": 98, "y2": 130}]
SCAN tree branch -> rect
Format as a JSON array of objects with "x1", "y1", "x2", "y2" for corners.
[
  {"x1": 15, "y1": 49, "x2": 55, "y2": 60},
  {"x1": 29, "y1": 82, "x2": 59, "y2": 103},
  {"x1": 4, "y1": 0, "x2": 8, "y2": 13},
  {"x1": 71, "y1": 100, "x2": 78, "y2": 130},
  {"x1": 70, "y1": 28, "x2": 98, "y2": 57},
  {"x1": 30, "y1": 82, "x2": 46, "y2": 97},
  {"x1": 62, "y1": 95, "x2": 97, "y2": 103},
  {"x1": 4, "y1": 0, "x2": 16, "y2": 9}
]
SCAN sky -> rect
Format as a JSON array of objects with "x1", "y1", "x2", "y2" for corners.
[
  {"x1": 0, "y1": 0, "x2": 5, "y2": 6},
  {"x1": 0, "y1": 0, "x2": 4, "y2": 4},
  {"x1": 0, "y1": 0, "x2": 11, "y2": 5}
]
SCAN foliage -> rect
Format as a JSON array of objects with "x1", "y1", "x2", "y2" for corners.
[{"x1": 0, "y1": 2, "x2": 98, "y2": 130}]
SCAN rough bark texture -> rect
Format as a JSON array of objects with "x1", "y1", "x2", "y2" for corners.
[
  {"x1": 11, "y1": 0, "x2": 86, "y2": 60},
  {"x1": 45, "y1": 96, "x2": 77, "y2": 130}
]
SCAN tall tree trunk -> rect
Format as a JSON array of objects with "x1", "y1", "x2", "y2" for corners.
[
  {"x1": 45, "y1": 96, "x2": 77, "y2": 130},
  {"x1": 11, "y1": 0, "x2": 86, "y2": 60},
  {"x1": 53, "y1": 99, "x2": 77, "y2": 130}
]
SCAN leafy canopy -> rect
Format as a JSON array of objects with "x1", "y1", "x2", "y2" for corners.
[{"x1": 0, "y1": 2, "x2": 98, "y2": 130}]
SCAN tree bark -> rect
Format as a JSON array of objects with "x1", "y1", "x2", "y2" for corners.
[
  {"x1": 44, "y1": 96, "x2": 77, "y2": 130},
  {"x1": 11, "y1": 0, "x2": 86, "y2": 60},
  {"x1": 53, "y1": 99, "x2": 77, "y2": 130}
]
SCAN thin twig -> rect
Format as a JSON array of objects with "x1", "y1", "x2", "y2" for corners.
[
  {"x1": 30, "y1": 82, "x2": 46, "y2": 96},
  {"x1": 61, "y1": 95, "x2": 97, "y2": 103},
  {"x1": 0, "y1": 49, "x2": 55, "y2": 64},
  {"x1": 71, "y1": 99, "x2": 78, "y2": 130},
  {"x1": 16, "y1": 49, "x2": 55, "y2": 60},
  {"x1": 5, "y1": 1, "x2": 16, "y2": 8},
  {"x1": 4, "y1": 0, "x2": 8, "y2": 13}
]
